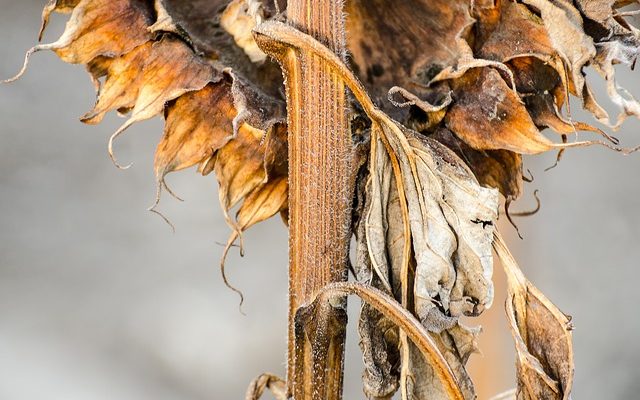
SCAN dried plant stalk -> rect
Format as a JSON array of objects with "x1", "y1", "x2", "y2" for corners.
[{"x1": 271, "y1": 1, "x2": 354, "y2": 399}]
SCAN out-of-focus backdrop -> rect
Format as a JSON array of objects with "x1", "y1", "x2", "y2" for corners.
[{"x1": 1, "y1": 1, "x2": 639, "y2": 399}]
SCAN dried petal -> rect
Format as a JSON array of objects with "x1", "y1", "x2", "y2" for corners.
[
  {"x1": 522, "y1": 0, "x2": 596, "y2": 94},
  {"x1": 157, "y1": 0, "x2": 283, "y2": 96},
  {"x1": 155, "y1": 81, "x2": 235, "y2": 178},
  {"x1": 221, "y1": 0, "x2": 268, "y2": 63},
  {"x1": 445, "y1": 68, "x2": 554, "y2": 154},
  {"x1": 9, "y1": 0, "x2": 290, "y2": 251},
  {"x1": 42, "y1": 0, "x2": 153, "y2": 64},
  {"x1": 345, "y1": 0, "x2": 472, "y2": 112},
  {"x1": 477, "y1": 0, "x2": 555, "y2": 62},
  {"x1": 39, "y1": 0, "x2": 82, "y2": 40}
]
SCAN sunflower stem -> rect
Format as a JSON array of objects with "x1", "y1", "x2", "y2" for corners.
[{"x1": 284, "y1": 1, "x2": 352, "y2": 399}]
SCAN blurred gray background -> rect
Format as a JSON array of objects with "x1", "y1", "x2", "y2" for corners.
[{"x1": 1, "y1": 1, "x2": 640, "y2": 399}]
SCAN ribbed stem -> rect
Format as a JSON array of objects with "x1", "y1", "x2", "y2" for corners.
[{"x1": 285, "y1": 1, "x2": 352, "y2": 399}]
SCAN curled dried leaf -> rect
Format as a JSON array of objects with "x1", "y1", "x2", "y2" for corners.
[
  {"x1": 255, "y1": 21, "x2": 498, "y2": 400},
  {"x1": 494, "y1": 233, "x2": 574, "y2": 400}
]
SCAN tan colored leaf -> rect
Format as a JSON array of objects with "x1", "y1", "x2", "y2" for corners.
[
  {"x1": 356, "y1": 165, "x2": 401, "y2": 399},
  {"x1": 405, "y1": 324, "x2": 480, "y2": 400},
  {"x1": 358, "y1": 300, "x2": 401, "y2": 399},
  {"x1": 312, "y1": 282, "x2": 467, "y2": 400},
  {"x1": 494, "y1": 233, "x2": 574, "y2": 400}
]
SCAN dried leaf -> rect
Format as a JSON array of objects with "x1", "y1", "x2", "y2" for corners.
[
  {"x1": 405, "y1": 324, "x2": 481, "y2": 400},
  {"x1": 494, "y1": 233, "x2": 574, "y2": 400},
  {"x1": 431, "y1": 128, "x2": 523, "y2": 202},
  {"x1": 356, "y1": 172, "x2": 401, "y2": 399},
  {"x1": 358, "y1": 301, "x2": 401, "y2": 399},
  {"x1": 245, "y1": 373, "x2": 287, "y2": 400}
]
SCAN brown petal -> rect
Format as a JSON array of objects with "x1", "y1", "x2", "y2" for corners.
[
  {"x1": 157, "y1": 0, "x2": 283, "y2": 97},
  {"x1": 39, "y1": 0, "x2": 82, "y2": 41},
  {"x1": 477, "y1": 0, "x2": 555, "y2": 62},
  {"x1": 236, "y1": 176, "x2": 288, "y2": 231},
  {"x1": 445, "y1": 67, "x2": 554, "y2": 154},
  {"x1": 213, "y1": 124, "x2": 268, "y2": 214},
  {"x1": 345, "y1": 0, "x2": 472, "y2": 109},
  {"x1": 221, "y1": 0, "x2": 268, "y2": 63},
  {"x1": 154, "y1": 80, "x2": 235, "y2": 178},
  {"x1": 521, "y1": 0, "x2": 596, "y2": 94},
  {"x1": 81, "y1": 37, "x2": 215, "y2": 125},
  {"x1": 41, "y1": 0, "x2": 153, "y2": 64},
  {"x1": 235, "y1": 121, "x2": 288, "y2": 231}
]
